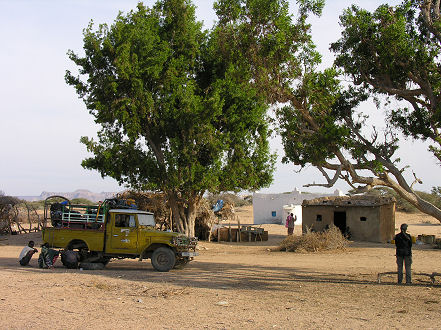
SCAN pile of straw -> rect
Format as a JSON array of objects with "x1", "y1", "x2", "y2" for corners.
[{"x1": 279, "y1": 226, "x2": 349, "y2": 253}]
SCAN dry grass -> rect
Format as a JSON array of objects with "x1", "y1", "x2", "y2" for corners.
[{"x1": 279, "y1": 226, "x2": 349, "y2": 253}]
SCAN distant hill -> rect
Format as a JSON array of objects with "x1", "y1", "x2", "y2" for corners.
[{"x1": 18, "y1": 189, "x2": 120, "y2": 203}]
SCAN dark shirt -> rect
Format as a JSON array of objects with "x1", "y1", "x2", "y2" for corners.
[{"x1": 395, "y1": 232, "x2": 412, "y2": 256}]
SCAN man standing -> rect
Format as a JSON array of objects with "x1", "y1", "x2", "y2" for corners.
[
  {"x1": 394, "y1": 223, "x2": 412, "y2": 284},
  {"x1": 285, "y1": 213, "x2": 296, "y2": 236},
  {"x1": 18, "y1": 240, "x2": 38, "y2": 266}
]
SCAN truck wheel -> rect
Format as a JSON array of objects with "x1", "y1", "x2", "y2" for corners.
[
  {"x1": 151, "y1": 247, "x2": 176, "y2": 272},
  {"x1": 98, "y1": 257, "x2": 111, "y2": 266}
]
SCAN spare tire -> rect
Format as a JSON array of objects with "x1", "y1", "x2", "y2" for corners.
[{"x1": 79, "y1": 262, "x2": 105, "y2": 270}]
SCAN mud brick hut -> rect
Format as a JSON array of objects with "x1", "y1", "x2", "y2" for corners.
[{"x1": 302, "y1": 195, "x2": 396, "y2": 243}]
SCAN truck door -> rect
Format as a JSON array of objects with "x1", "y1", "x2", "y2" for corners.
[{"x1": 108, "y1": 213, "x2": 138, "y2": 253}]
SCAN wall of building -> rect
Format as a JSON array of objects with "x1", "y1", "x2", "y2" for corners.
[
  {"x1": 379, "y1": 203, "x2": 396, "y2": 242},
  {"x1": 253, "y1": 189, "x2": 343, "y2": 225},
  {"x1": 302, "y1": 204, "x2": 395, "y2": 243}
]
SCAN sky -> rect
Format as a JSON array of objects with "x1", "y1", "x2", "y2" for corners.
[{"x1": 0, "y1": 0, "x2": 439, "y2": 197}]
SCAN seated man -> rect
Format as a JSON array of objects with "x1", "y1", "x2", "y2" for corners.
[
  {"x1": 61, "y1": 248, "x2": 80, "y2": 269},
  {"x1": 38, "y1": 243, "x2": 59, "y2": 269},
  {"x1": 18, "y1": 241, "x2": 38, "y2": 266}
]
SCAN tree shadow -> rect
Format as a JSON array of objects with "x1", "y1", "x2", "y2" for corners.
[{"x1": 1, "y1": 256, "x2": 439, "y2": 291}]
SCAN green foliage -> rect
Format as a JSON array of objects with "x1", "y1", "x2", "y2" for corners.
[
  {"x1": 213, "y1": 0, "x2": 322, "y2": 103},
  {"x1": 331, "y1": 1, "x2": 441, "y2": 161},
  {"x1": 363, "y1": 187, "x2": 441, "y2": 213},
  {"x1": 66, "y1": 0, "x2": 277, "y2": 205},
  {"x1": 70, "y1": 198, "x2": 95, "y2": 206},
  {"x1": 277, "y1": 68, "x2": 356, "y2": 167},
  {"x1": 206, "y1": 192, "x2": 251, "y2": 207},
  {"x1": 26, "y1": 200, "x2": 46, "y2": 210}
]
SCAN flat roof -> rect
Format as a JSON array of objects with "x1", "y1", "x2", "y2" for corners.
[{"x1": 302, "y1": 195, "x2": 395, "y2": 207}]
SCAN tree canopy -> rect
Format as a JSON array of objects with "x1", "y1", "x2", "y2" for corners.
[
  {"x1": 66, "y1": 0, "x2": 318, "y2": 236},
  {"x1": 331, "y1": 0, "x2": 441, "y2": 161},
  {"x1": 277, "y1": 0, "x2": 441, "y2": 221}
]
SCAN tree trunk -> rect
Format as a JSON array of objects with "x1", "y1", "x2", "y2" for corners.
[{"x1": 167, "y1": 192, "x2": 198, "y2": 237}]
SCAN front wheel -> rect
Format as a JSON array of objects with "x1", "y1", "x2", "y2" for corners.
[{"x1": 151, "y1": 247, "x2": 176, "y2": 272}]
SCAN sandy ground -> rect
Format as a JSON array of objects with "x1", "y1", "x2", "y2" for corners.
[{"x1": 1, "y1": 207, "x2": 441, "y2": 329}]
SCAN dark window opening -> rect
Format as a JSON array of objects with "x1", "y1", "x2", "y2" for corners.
[
  {"x1": 360, "y1": 216, "x2": 367, "y2": 221},
  {"x1": 316, "y1": 214, "x2": 322, "y2": 222}
]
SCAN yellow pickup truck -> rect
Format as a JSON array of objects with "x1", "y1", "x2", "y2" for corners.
[{"x1": 42, "y1": 197, "x2": 198, "y2": 272}]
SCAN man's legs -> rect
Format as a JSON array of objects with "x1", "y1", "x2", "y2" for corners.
[
  {"x1": 287, "y1": 227, "x2": 294, "y2": 235},
  {"x1": 404, "y1": 255, "x2": 412, "y2": 284},
  {"x1": 19, "y1": 250, "x2": 35, "y2": 266},
  {"x1": 396, "y1": 255, "x2": 404, "y2": 284}
]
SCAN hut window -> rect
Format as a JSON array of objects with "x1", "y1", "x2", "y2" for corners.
[
  {"x1": 271, "y1": 211, "x2": 276, "y2": 217},
  {"x1": 360, "y1": 216, "x2": 367, "y2": 221},
  {"x1": 316, "y1": 214, "x2": 322, "y2": 222}
]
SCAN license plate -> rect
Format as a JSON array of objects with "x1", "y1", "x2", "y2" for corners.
[{"x1": 180, "y1": 252, "x2": 199, "y2": 257}]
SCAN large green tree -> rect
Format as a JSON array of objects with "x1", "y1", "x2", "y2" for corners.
[
  {"x1": 66, "y1": 0, "x2": 315, "y2": 236},
  {"x1": 277, "y1": 0, "x2": 441, "y2": 221},
  {"x1": 331, "y1": 0, "x2": 441, "y2": 161}
]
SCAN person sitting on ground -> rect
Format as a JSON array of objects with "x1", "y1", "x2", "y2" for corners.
[
  {"x1": 61, "y1": 247, "x2": 80, "y2": 269},
  {"x1": 38, "y1": 243, "x2": 59, "y2": 269},
  {"x1": 18, "y1": 240, "x2": 38, "y2": 266}
]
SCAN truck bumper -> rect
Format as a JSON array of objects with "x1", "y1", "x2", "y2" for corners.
[{"x1": 179, "y1": 251, "x2": 199, "y2": 257}]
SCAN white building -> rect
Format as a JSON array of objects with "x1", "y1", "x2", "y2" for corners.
[{"x1": 253, "y1": 188, "x2": 344, "y2": 225}]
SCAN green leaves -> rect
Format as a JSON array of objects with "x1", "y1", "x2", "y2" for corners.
[
  {"x1": 67, "y1": 0, "x2": 279, "y2": 201},
  {"x1": 331, "y1": 1, "x2": 441, "y2": 161}
]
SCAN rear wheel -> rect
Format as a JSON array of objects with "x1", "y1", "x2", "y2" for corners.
[{"x1": 151, "y1": 247, "x2": 176, "y2": 272}]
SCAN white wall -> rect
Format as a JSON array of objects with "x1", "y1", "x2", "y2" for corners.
[
  {"x1": 253, "y1": 188, "x2": 344, "y2": 225},
  {"x1": 282, "y1": 204, "x2": 303, "y2": 227}
]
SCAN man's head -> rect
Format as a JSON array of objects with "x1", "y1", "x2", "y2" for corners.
[
  {"x1": 400, "y1": 223, "x2": 408, "y2": 232},
  {"x1": 28, "y1": 241, "x2": 35, "y2": 248},
  {"x1": 290, "y1": 213, "x2": 293, "y2": 216}
]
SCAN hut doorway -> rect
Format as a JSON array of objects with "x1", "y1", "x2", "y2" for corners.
[{"x1": 333, "y1": 211, "x2": 346, "y2": 233}]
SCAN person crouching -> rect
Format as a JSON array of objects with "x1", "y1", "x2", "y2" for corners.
[
  {"x1": 38, "y1": 243, "x2": 59, "y2": 269},
  {"x1": 18, "y1": 240, "x2": 38, "y2": 266}
]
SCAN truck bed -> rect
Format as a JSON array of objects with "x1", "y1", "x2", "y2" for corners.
[{"x1": 43, "y1": 227, "x2": 105, "y2": 252}]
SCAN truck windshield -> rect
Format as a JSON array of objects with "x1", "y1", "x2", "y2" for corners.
[{"x1": 138, "y1": 213, "x2": 155, "y2": 226}]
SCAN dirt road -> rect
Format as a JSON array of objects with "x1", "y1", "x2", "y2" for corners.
[{"x1": 1, "y1": 210, "x2": 440, "y2": 329}]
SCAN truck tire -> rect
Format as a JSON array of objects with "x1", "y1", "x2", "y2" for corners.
[{"x1": 151, "y1": 247, "x2": 176, "y2": 272}]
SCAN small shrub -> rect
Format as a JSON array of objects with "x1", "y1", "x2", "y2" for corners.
[{"x1": 279, "y1": 226, "x2": 349, "y2": 253}]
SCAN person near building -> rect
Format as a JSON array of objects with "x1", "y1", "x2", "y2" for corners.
[
  {"x1": 285, "y1": 213, "x2": 297, "y2": 235},
  {"x1": 394, "y1": 223, "x2": 412, "y2": 284},
  {"x1": 18, "y1": 241, "x2": 38, "y2": 266}
]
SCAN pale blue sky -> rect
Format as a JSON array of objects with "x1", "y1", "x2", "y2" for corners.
[{"x1": 1, "y1": 0, "x2": 438, "y2": 196}]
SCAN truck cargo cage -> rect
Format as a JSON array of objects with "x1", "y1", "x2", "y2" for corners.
[
  {"x1": 43, "y1": 196, "x2": 111, "y2": 230},
  {"x1": 43, "y1": 196, "x2": 138, "y2": 230}
]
